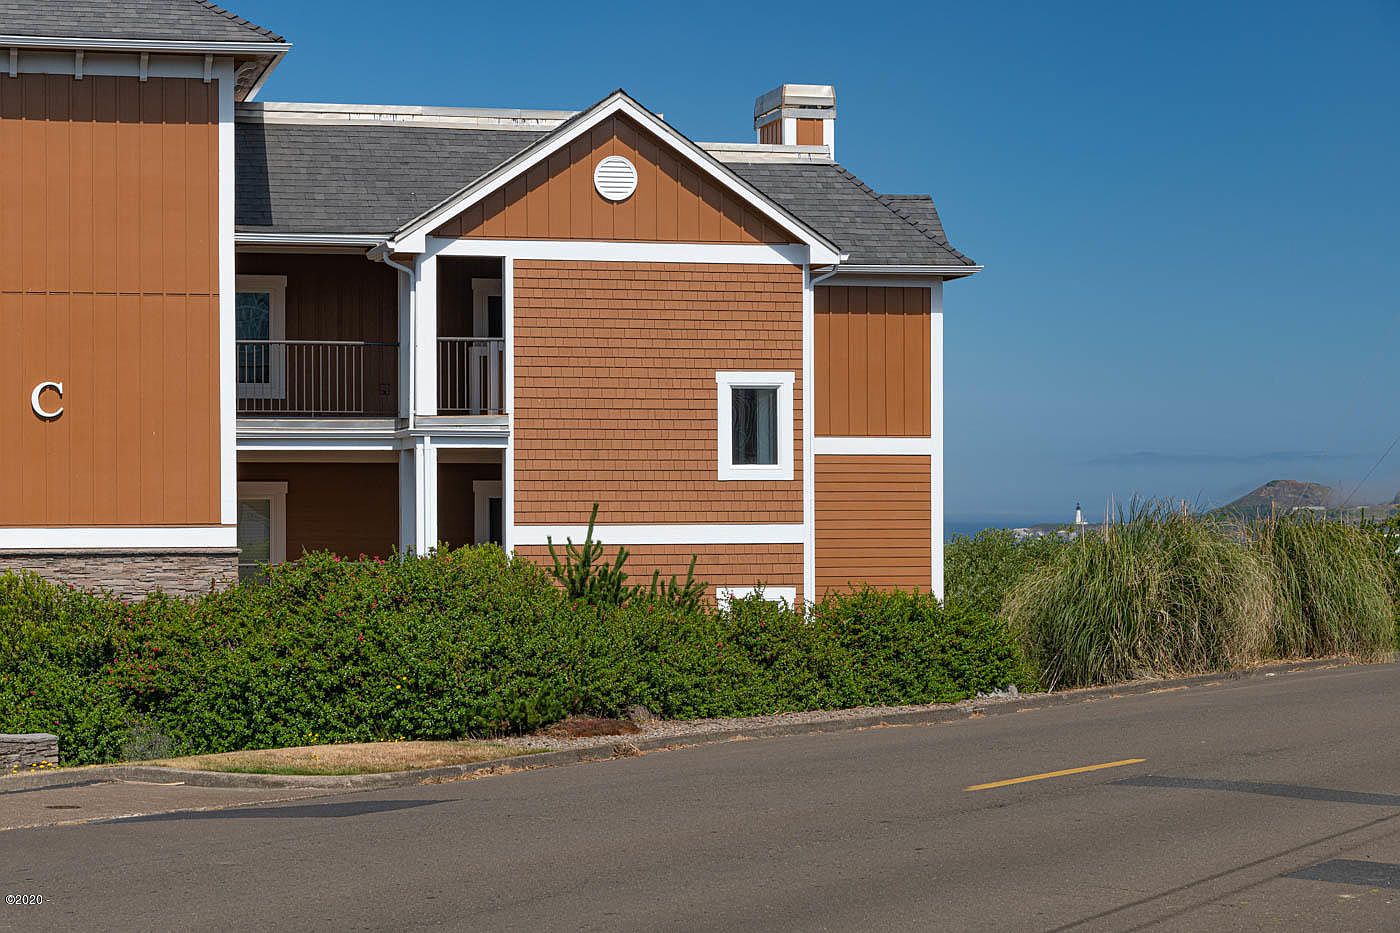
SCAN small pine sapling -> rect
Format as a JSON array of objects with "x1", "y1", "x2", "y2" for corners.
[{"x1": 547, "y1": 502, "x2": 630, "y2": 606}]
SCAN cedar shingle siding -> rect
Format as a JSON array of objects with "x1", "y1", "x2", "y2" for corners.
[{"x1": 512, "y1": 260, "x2": 804, "y2": 527}]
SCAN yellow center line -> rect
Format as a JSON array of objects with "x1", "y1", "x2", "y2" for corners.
[{"x1": 965, "y1": 758, "x2": 1147, "y2": 791}]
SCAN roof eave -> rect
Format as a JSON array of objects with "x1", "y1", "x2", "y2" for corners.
[
  {"x1": 830, "y1": 263, "x2": 984, "y2": 280},
  {"x1": 0, "y1": 34, "x2": 291, "y2": 55}
]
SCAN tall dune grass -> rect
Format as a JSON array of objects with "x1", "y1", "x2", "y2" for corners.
[
  {"x1": 1004, "y1": 505, "x2": 1275, "y2": 689},
  {"x1": 1243, "y1": 515, "x2": 1394, "y2": 661}
]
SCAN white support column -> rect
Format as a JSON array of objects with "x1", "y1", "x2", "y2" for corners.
[
  {"x1": 781, "y1": 116, "x2": 797, "y2": 146},
  {"x1": 217, "y1": 60, "x2": 236, "y2": 527},
  {"x1": 930, "y1": 280, "x2": 945, "y2": 600},
  {"x1": 502, "y1": 257, "x2": 516, "y2": 553},
  {"x1": 801, "y1": 264, "x2": 816, "y2": 604},
  {"x1": 413, "y1": 253, "x2": 438, "y2": 417},
  {"x1": 398, "y1": 437, "x2": 439, "y2": 554}
]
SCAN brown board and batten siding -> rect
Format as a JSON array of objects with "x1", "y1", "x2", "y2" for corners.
[
  {"x1": 814, "y1": 285, "x2": 934, "y2": 594},
  {"x1": 433, "y1": 114, "x2": 792, "y2": 244},
  {"x1": 513, "y1": 260, "x2": 804, "y2": 526},
  {"x1": 815, "y1": 456, "x2": 932, "y2": 595},
  {"x1": 815, "y1": 285, "x2": 930, "y2": 437},
  {"x1": 0, "y1": 74, "x2": 220, "y2": 527},
  {"x1": 795, "y1": 119, "x2": 823, "y2": 146}
]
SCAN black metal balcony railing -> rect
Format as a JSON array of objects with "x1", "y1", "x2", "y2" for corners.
[
  {"x1": 438, "y1": 337, "x2": 506, "y2": 415},
  {"x1": 236, "y1": 340, "x2": 399, "y2": 417}
]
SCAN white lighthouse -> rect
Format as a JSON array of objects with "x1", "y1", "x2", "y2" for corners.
[{"x1": 1073, "y1": 502, "x2": 1088, "y2": 535}]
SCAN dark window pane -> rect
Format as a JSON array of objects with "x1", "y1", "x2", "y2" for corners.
[
  {"x1": 488, "y1": 497, "x2": 504, "y2": 545},
  {"x1": 732, "y1": 387, "x2": 778, "y2": 465},
  {"x1": 487, "y1": 295, "x2": 504, "y2": 338},
  {"x1": 236, "y1": 291, "x2": 272, "y2": 384}
]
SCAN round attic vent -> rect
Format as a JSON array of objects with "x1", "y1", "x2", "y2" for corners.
[{"x1": 594, "y1": 155, "x2": 638, "y2": 202}]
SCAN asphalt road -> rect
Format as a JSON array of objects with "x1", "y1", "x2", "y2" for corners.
[{"x1": 5, "y1": 663, "x2": 1400, "y2": 932}]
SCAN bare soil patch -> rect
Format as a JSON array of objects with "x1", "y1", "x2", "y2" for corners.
[{"x1": 147, "y1": 740, "x2": 532, "y2": 776}]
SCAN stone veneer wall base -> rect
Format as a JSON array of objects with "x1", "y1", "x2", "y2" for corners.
[
  {"x1": 1, "y1": 734, "x2": 59, "y2": 772},
  {"x1": 0, "y1": 550, "x2": 239, "y2": 599}
]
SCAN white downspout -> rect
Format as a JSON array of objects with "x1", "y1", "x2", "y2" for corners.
[{"x1": 369, "y1": 241, "x2": 415, "y2": 430}]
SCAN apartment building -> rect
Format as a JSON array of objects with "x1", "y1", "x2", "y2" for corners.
[{"x1": 0, "y1": 0, "x2": 979, "y2": 602}]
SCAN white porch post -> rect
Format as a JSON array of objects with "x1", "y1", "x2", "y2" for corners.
[
  {"x1": 414, "y1": 253, "x2": 438, "y2": 417},
  {"x1": 398, "y1": 437, "x2": 439, "y2": 554},
  {"x1": 930, "y1": 280, "x2": 945, "y2": 601}
]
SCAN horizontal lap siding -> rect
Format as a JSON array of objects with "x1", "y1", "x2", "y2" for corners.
[
  {"x1": 816, "y1": 455, "x2": 931, "y2": 595},
  {"x1": 515, "y1": 543, "x2": 803, "y2": 603},
  {"x1": 0, "y1": 75, "x2": 219, "y2": 527},
  {"x1": 815, "y1": 286, "x2": 930, "y2": 437},
  {"x1": 435, "y1": 114, "x2": 790, "y2": 244},
  {"x1": 513, "y1": 260, "x2": 803, "y2": 526}
]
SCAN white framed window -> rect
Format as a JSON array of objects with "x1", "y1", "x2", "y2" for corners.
[
  {"x1": 715, "y1": 371, "x2": 794, "y2": 481},
  {"x1": 237, "y1": 481, "x2": 287, "y2": 580},
  {"x1": 472, "y1": 479, "x2": 504, "y2": 546},
  {"x1": 717, "y1": 585, "x2": 798, "y2": 607},
  {"x1": 235, "y1": 275, "x2": 287, "y2": 399}
]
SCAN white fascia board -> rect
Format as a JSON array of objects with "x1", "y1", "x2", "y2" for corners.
[
  {"x1": 426, "y1": 238, "x2": 809, "y2": 266},
  {"x1": 0, "y1": 527, "x2": 237, "y2": 550},
  {"x1": 512, "y1": 523, "x2": 805, "y2": 546},
  {"x1": 0, "y1": 35, "x2": 290, "y2": 55},
  {"x1": 237, "y1": 232, "x2": 387, "y2": 248},
  {"x1": 814, "y1": 437, "x2": 935, "y2": 456},
  {"x1": 392, "y1": 93, "x2": 843, "y2": 264},
  {"x1": 831, "y1": 265, "x2": 984, "y2": 278},
  {"x1": 236, "y1": 438, "x2": 401, "y2": 453}
]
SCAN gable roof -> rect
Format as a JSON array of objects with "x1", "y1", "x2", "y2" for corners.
[
  {"x1": 234, "y1": 101, "x2": 977, "y2": 271},
  {"x1": 389, "y1": 90, "x2": 843, "y2": 262},
  {"x1": 0, "y1": 0, "x2": 284, "y2": 44}
]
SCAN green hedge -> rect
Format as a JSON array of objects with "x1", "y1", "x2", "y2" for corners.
[{"x1": 0, "y1": 548, "x2": 1029, "y2": 766}]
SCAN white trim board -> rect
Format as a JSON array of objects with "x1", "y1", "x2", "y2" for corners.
[
  {"x1": 814, "y1": 437, "x2": 935, "y2": 456},
  {"x1": 426, "y1": 238, "x2": 808, "y2": 266},
  {"x1": 801, "y1": 265, "x2": 816, "y2": 602},
  {"x1": 218, "y1": 60, "x2": 237, "y2": 527},
  {"x1": 512, "y1": 523, "x2": 805, "y2": 547},
  {"x1": 392, "y1": 91, "x2": 842, "y2": 264},
  {"x1": 0, "y1": 527, "x2": 237, "y2": 550}
]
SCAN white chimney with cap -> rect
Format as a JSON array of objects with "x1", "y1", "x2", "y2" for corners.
[{"x1": 754, "y1": 84, "x2": 836, "y2": 158}]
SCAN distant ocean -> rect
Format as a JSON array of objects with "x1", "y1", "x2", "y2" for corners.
[{"x1": 944, "y1": 517, "x2": 1061, "y2": 541}]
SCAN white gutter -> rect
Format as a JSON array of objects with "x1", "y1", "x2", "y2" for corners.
[
  {"x1": 0, "y1": 35, "x2": 291, "y2": 55},
  {"x1": 238, "y1": 232, "x2": 386, "y2": 248},
  {"x1": 833, "y1": 264, "x2": 984, "y2": 277}
]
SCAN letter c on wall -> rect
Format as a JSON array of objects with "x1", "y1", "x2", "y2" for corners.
[{"x1": 31, "y1": 381, "x2": 63, "y2": 420}]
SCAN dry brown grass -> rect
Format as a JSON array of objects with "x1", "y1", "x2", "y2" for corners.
[{"x1": 146, "y1": 740, "x2": 531, "y2": 776}]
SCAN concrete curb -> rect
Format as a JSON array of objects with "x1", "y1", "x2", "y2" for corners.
[{"x1": 0, "y1": 656, "x2": 1372, "y2": 794}]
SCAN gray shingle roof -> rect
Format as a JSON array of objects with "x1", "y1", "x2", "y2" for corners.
[
  {"x1": 878, "y1": 194, "x2": 947, "y2": 241},
  {"x1": 729, "y1": 163, "x2": 975, "y2": 267},
  {"x1": 236, "y1": 116, "x2": 975, "y2": 268},
  {"x1": 0, "y1": 0, "x2": 284, "y2": 43},
  {"x1": 237, "y1": 121, "x2": 545, "y2": 234}
]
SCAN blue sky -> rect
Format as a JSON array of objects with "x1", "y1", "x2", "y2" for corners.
[{"x1": 234, "y1": 0, "x2": 1400, "y2": 524}]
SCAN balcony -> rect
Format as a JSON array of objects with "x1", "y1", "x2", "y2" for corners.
[
  {"x1": 235, "y1": 338, "x2": 507, "y2": 418},
  {"x1": 236, "y1": 340, "x2": 398, "y2": 417},
  {"x1": 437, "y1": 337, "x2": 505, "y2": 415}
]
